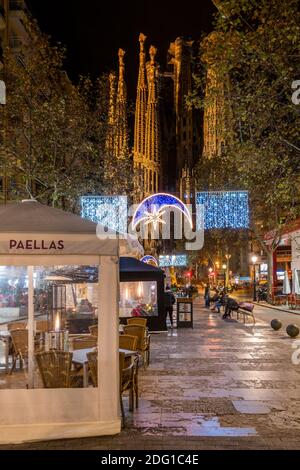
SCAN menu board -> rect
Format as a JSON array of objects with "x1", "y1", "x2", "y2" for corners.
[{"x1": 177, "y1": 299, "x2": 193, "y2": 328}]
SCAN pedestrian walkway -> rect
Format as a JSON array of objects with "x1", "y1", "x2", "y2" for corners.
[
  {"x1": 253, "y1": 301, "x2": 300, "y2": 317},
  {"x1": 2, "y1": 298, "x2": 300, "y2": 450}
]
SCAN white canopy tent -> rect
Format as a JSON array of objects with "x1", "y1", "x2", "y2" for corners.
[{"x1": 0, "y1": 200, "x2": 136, "y2": 444}]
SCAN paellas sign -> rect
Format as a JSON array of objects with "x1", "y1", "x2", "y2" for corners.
[{"x1": 9, "y1": 240, "x2": 64, "y2": 251}]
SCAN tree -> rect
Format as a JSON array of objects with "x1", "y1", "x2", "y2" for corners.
[
  {"x1": 0, "y1": 18, "x2": 133, "y2": 211},
  {"x1": 189, "y1": 0, "x2": 300, "y2": 295}
]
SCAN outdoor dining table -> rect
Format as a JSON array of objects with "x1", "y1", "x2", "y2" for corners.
[{"x1": 72, "y1": 347, "x2": 138, "y2": 387}]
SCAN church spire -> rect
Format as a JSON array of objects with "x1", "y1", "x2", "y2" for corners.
[
  {"x1": 105, "y1": 71, "x2": 117, "y2": 156},
  {"x1": 133, "y1": 34, "x2": 148, "y2": 200},
  {"x1": 114, "y1": 48, "x2": 128, "y2": 158},
  {"x1": 134, "y1": 33, "x2": 147, "y2": 159},
  {"x1": 145, "y1": 45, "x2": 160, "y2": 194}
]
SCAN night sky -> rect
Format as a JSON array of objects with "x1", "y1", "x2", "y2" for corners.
[{"x1": 28, "y1": 0, "x2": 216, "y2": 98}]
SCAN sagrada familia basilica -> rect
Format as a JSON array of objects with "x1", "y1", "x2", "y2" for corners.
[{"x1": 105, "y1": 33, "x2": 202, "y2": 205}]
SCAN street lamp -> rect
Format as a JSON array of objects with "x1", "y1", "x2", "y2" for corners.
[
  {"x1": 222, "y1": 264, "x2": 227, "y2": 291},
  {"x1": 225, "y1": 254, "x2": 231, "y2": 288},
  {"x1": 251, "y1": 255, "x2": 258, "y2": 301}
]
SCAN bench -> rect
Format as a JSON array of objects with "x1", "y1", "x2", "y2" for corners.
[{"x1": 236, "y1": 303, "x2": 255, "y2": 324}]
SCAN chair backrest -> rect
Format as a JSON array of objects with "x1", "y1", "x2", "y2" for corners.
[
  {"x1": 10, "y1": 329, "x2": 28, "y2": 358},
  {"x1": 123, "y1": 325, "x2": 146, "y2": 350},
  {"x1": 127, "y1": 317, "x2": 147, "y2": 327},
  {"x1": 35, "y1": 351, "x2": 73, "y2": 388},
  {"x1": 35, "y1": 320, "x2": 49, "y2": 332},
  {"x1": 72, "y1": 336, "x2": 97, "y2": 350},
  {"x1": 7, "y1": 321, "x2": 27, "y2": 331},
  {"x1": 87, "y1": 351, "x2": 98, "y2": 387},
  {"x1": 119, "y1": 351, "x2": 134, "y2": 392},
  {"x1": 119, "y1": 334, "x2": 138, "y2": 351},
  {"x1": 88, "y1": 324, "x2": 98, "y2": 337}
]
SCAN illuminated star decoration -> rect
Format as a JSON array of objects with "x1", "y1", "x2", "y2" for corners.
[
  {"x1": 142, "y1": 206, "x2": 166, "y2": 230},
  {"x1": 132, "y1": 193, "x2": 193, "y2": 230}
]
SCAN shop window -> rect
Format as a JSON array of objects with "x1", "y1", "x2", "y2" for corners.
[{"x1": 119, "y1": 281, "x2": 158, "y2": 318}]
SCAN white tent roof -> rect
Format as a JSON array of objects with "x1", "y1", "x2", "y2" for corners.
[
  {"x1": 0, "y1": 200, "x2": 101, "y2": 234},
  {"x1": 0, "y1": 200, "x2": 143, "y2": 257}
]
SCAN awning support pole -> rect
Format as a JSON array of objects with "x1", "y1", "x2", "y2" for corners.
[{"x1": 27, "y1": 265, "x2": 34, "y2": 389}]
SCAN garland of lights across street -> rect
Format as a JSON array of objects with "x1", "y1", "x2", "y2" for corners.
[{"x1": 196, "y1": 191, "x2": 249, "y2": 230}]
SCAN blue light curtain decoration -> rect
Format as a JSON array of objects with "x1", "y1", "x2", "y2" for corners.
[
  {"x1": 159, "y1": 254, "x2": 188, "y2": 267},
  {"x1": 196, "y1": 191, "x2": 249, "y2": 229},
  {"x1": 81, "y1": 196, "x2": 128, "y2": 233}
]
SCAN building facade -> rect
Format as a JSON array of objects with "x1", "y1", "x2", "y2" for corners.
[{"x1": 133, "y1": 33, "x2": 201, "y2": 202}]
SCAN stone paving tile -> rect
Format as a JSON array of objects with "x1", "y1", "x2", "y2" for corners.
[{"x1": 1, "y1": 298, "x2": 300, "y2": 450}]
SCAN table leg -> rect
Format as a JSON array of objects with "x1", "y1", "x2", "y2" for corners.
[
  {"x1": 4, "y1": 339, "x2": 9, "y2": 374},
  {"x1": 83, "y1": 363, "x2": 89, "y2": 387}
]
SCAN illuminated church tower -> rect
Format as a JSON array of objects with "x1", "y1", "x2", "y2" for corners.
[
  {"x1": 145, "y1": 45, "x2": 160, "y2": 196},
  {"x1": 105, "y1": 71, "x2": 117, "y2": 156},
  {"x1": 114, "y1": 48, "x2": 129, "y2": 158},
  {"x1": 133, "y1": 33, "x2": 148, "y2": 201},
  {"x1": 133, "y1": 35, "x2": 161, "y2": 200}
]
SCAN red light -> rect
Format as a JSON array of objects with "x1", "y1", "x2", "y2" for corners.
[{"x1": 187, "y1": 272, "x2": 191, "y2": 277}]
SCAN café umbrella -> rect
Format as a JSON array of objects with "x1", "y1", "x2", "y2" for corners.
[
  {"x1": 283, "y1": 271, "x2": 291, "y2": 295},
  {"x1": 294, "y1": 269, "x2": 300, "y2": 295}
]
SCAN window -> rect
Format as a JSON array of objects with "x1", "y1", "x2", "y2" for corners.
[{"x1": 119, "y1": 281, "x2": 158, "y2": 318}]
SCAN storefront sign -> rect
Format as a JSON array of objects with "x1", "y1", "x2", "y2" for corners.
[{"x1": 9, "y1": 240, "x2": 64, "y2": 250}]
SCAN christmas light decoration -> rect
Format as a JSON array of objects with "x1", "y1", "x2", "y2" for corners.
[
  {"x1": 196, "y1": 191, "x2": 249, "y2": 229},
  {"x1": 132, "y1": 193, "x2": 192, "y2": 230},
  {"x1": 81, "y1": 196, "x2": 128, "y2": 233},
  {"x1": 159, "y1": 254, "x2": 188, "y2": 267},
  {"x1": 140, "y1": 255, "x2": 159, "y2": 267}
]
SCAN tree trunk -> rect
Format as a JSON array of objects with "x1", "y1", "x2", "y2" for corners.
[{"x1": 267, "y1": 250, "x2": 274, "y2": 304}]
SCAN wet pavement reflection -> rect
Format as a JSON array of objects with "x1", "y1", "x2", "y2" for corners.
[{"x1": 125, "y1": 297, "x2": 300, "y2": 441}]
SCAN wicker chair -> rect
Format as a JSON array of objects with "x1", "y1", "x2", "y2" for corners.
[
  {"x1": 72, "y1": 335, "x2": 97, "y2": 350},
  {"x1": 87, "y1": 351, "x2": 98, "y2": 387},
  {"x1": 123, "y1": 324, "x2": 150, "y2": 366},
  {"x1": 119, "y1": 335, "x2": 138, "y2": 368},
  {"x1": 35, "y1": 320, "x2": 49, "y2": 332},
  {"x1": 7, "y1": 321, "x2": 27, "y2": 331},
  {"x1": 35, "y1": 351, "x2": 73, "y2": 388},
  {"x1": 87, "y1": 351, "x2": 136, "y2": 425},
  {"x1": 119, "y1": 334, "x2": 138, "y2": 351},
  {"x1": 119, "y1": 351, "x2": 135, "y2": 426},
  {"x1": 88, "y1": 324, "x2": 98, "y2": 338},
  {"x1": 127, "y1": 317, "x2": 147, "y2": 327},
  {"x1": 9, "y1": 328, "x2": 28, "y2": 374}
]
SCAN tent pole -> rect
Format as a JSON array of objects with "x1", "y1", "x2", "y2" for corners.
[
  {"x1": 99, "y1": 255, "x2": 120, "y2": 425},
  {"x1": 27, "y1": 266, "x2": 34, "y2": 389}
]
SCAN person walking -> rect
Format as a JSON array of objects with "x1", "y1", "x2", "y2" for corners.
[
  {"x1": 164, "y1": 285, "x2": 176, "y2": 328},
  {"x1": 204, "y1": 284, "x2": 210, "y2": 308}
]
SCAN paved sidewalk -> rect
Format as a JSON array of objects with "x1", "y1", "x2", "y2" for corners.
[{"x1": 2, "y1": 299, "x2": 300, "y2": 450}]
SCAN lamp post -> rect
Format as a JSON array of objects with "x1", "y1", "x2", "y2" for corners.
[
  {"x1": 251, "y1": 255, "x2": 258, "y2": 301},
  {"x1": 225, "y1": 254, "x2": 231, "y2": 289},
  {"x1": 208, "y1": 267, "x2": 213, "y2": 287},
  {"x1": 222, "y1": 264, "x2": 227, "y2": 292},
  {"x1": 215, "y1": 261, "x2": 220, "y2": 287}
]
